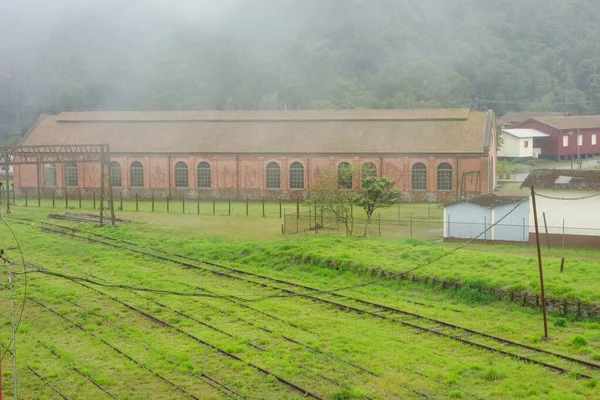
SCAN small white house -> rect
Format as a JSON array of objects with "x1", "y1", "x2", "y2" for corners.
[
  {"x1": 443, "y1": 194, "x2": 529, "y2": 242},
  {"x1": 499, "y1": 129, "x2": 549, "y2": 159},
  {"x1": 521, "y1": 169, "x2": 600, "y2": 247}
]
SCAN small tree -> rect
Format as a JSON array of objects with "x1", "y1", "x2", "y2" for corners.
[
  {"x1": 355, "y1": 176, "x2": 401, "y2": 237},
  {"x1": 311, "y1": 165, "x2": 360, "y2": 236}
]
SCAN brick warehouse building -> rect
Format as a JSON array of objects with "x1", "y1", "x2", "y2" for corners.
[{"x1": 14, "y1": 108, "x2": 497, "y2": 202}]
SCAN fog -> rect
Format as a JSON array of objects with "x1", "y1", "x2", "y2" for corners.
[{"x1": 1, "y1": 0, "x2": 599, "y2": 136}]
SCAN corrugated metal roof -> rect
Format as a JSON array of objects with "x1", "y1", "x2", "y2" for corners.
[
  {"x1": 445, "y1": 194, "x2": 527, "y2": 208},
  {"x1": 21, "y1": 109, "x2": 494, "y2": 154},
  {"x1": 520, "y1": 169, "x2": 600, "y2": 190},
  {"x1": 503, "y1": 128, "x2": 549, "y2": 138}
]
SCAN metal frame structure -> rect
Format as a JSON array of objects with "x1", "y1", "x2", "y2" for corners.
[
  {"x1": 0, "y1": 144, "x2": 115, "y2": 225},
  {"x1": 459, "y1": 170, "x2": 481, "y2": 201}
]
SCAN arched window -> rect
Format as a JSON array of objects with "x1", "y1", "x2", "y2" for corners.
[
  {"x1": 437, "y1": 163, "x2": 453, "y2": 191},
  {"x1": 362, "y1": 162, "x2": 377, "y2": 179},
  {"x1": 43, "y1": 164, "x2": 56, "y2": 187},
  {"x1": 65, "y1": 162, "x2": 78, "y2": 187},
  {"x1": 130, "y1": 162, "x2": 144, "y2": 188},
  {"x1": 197, "y1": 162, "x2": 211, "y2": 188},
  {"x1": 266, "y1": 162, "x2": 281, "y2": 189},
  {"x1": 338, "y1": 162, "x2": 353, "y2": 189},
  {"x1": 110, "y1": 161, "x2": 122, "y2": 187},
  {"x1": 289, "y1": 162, "x2": 304, "y2": 189},
  {"x1": 175, "y1": 161, "x2": 189, "y2": 188},
  {"x1": 412, "y1": 163, "x2": 427, "y2": 191}
]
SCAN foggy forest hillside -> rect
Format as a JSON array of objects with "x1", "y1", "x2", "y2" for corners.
[{"x1": 1, "y1": 0, "x2": 600, "y2": 141}]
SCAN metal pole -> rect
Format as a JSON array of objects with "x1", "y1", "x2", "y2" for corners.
[
  {"x1": 183, "y1": 194, "x2": 185, "y2": 214},
  {"x1": 167, "y1": 195, "x2": 170, "y2": 213},
  {"x1": 136, "y1": 193, "x2": 139, "y2": 212},
  {"x1": 92, "y1": 191, "x2": 95, "y2": 210},
  {"x1": 6, "y1": 163, "x2": 11, "y2": 214},
  {"x1": 262, "y1": 198, "x2": 265, "y2": 218},
  {"x1": 531, "y1": 186, "x2": 549, "y2": 339},
  {"x1": 52, "y1": 190, "x2": 55, "y2": 208},
  {"x1": 120, "y1": 190, "x2": 123, "y2": 211},
  {"x1": 65, "y1": 188, "x2": 69, "y2": 209},
  {"x1": 25, "y1": 190, "x2": 27, "y2": 207},
  {"x1": 151, "y1": 193, "x2": 155, "y2": 212},
  {"x1": 78, "y1": 189, "x2": 81, "y2": 208},
  {"x1": 36, "y1": 163, "x2": 41, "y2": 207},
  {"x1": 279, "y1": 197, "x2": 282, "y2": 219},
  {"x1": 246, "y1": 196, "x2": 249, "y2": 216},
  {"x1": 228, "y1": 197, "x2": 231, "y2": 216},
  {"x1": 197, "y1": 194, "x2": 200, "y2": 215},
  {"x1": 562, "y1": 219, "x2": 565, "y2": 248},
  {"x1": 542, "y1": 212, "x2": 551, "y2": 249}
]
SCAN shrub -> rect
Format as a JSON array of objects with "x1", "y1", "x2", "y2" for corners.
[
  {"x1": 554, "y1": 318, "x2": 567, "y2": 327},
  {"x1": 571, "y1": 335, "x2": 588, "y2": 348},
  {"x1": 454, "y1": 285, "x2": 496, "y2": 305}
]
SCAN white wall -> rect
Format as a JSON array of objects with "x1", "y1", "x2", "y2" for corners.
[
  {"x1": 498, "y1": 134, "x2": 534, "y2": 158},
  {"x1": 529, "y1": 190, "x2": 600, "y2": 236}
]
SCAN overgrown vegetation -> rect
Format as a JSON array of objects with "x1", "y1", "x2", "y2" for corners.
[{"x1": 1, "y1": 210, "x2": 600, "y2": 398}]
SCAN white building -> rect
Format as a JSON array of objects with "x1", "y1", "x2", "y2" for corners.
[
  {"x1": 499, "y1": 129, "x2": 549, "y2": 159},
  {"x1": 521, "y1": 169, "x2": 600, "y2": 248}
]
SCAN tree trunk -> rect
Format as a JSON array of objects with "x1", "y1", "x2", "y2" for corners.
[{"x1": 363, "y1": 214, "x2": 372, "y2": 237}]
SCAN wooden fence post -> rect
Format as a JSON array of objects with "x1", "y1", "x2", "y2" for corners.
[
  {"x1": 213, "y1": 196, "x2": 216, "y2": 215},
  {"x1": 279, "y1": 197, "x2": 282, "y2": 219},
  {"x1": 228, "y1": 197, "x2": 231, "y2": 216},
  {"x1": 120, "y1": 190, "x2": 123, "y2": 211},
  {"x1": 92, "y1": 191, "x2": 96, "y2": 210},
  {"x1": 182, "y1": 194, "x2": 185, "y2": 214},
  {"x1": 52, "y1": 190, "x2": 55, "y2": 208},
  {"x1": 167, "y1": 195, "x2": 170, "y2": 213},
  {"x1": 136, "y1": 193, "x2": 139, "y2": 212},
  {"x1": 246, "y1": 196, "x2": 249, "y2": 216},
  {"x1": 262, "y1": 197, "x2": 265, "y2": 218},
  {"x1": 25, "y1": 190, "x2": 28, "y2": 207},
  {"x1": 78, "y1": 189, "x2": 81, "y2": 208},
  {"x1": 151, "y1": 193, "x2": 155, "y2": 212},
  {"x1": 197, "y1": 194, "x2": 200, "y2": 215},
  {"x1": 65, "y1": 189, "x2": 69, "y2": 209}
]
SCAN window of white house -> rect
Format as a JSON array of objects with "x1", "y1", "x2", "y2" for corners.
[
  {"x1": 593, "y1": 134, "x2": 597, "y2": 146},
  {"x1": 578, "y1": 134, "x2": 583, "y2": 146},
  {"x1": 523, "y1": 140, "x2": 529, "y2": 148},
  {"x1": 563, "y1": 135, "x2": 569, "y2": 147}
]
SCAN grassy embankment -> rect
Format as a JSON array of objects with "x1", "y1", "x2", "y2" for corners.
[{"x1": 0, "y1": 208, "x2": 599, "y2": 398}]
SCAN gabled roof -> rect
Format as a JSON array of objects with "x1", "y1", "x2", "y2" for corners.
[
  {"x1": 21, "y1": 109, "x2": 495, "y2": 155},
  {"x1": 502, "y1": 128, "x2": 549, "y2": 139},
  {"x1": 499, "y1": 112, "x2": 566, "y2": 127},
  {"x1": 521, "y1": 169, "x2": 600, "y2": 191},
  {"x1": 445, "y1": 194, "x2": 527, "y2": 208},
  {"x1": 530, "y1": 116, "x2": 600, "y2": 130}
]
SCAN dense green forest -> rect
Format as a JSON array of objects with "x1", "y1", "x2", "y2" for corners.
[{"x1": 1, "y1": 0, "x2": 600, "y2": 140}]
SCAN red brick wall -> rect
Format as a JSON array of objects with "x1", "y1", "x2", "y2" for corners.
[{"x1": 14, "y1": 152, "x2": 494, "y2": 201}]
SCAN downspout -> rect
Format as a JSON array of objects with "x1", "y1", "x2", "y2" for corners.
[{"x1": 168, "y1": 153, "x2": 172, "y2": 197}]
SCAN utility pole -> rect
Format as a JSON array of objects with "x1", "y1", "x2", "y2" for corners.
[{"x1": 531, "y1": 186, "x2": 549, "y2": 339}]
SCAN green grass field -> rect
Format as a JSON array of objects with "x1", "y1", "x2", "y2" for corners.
[{"x1": 0, "y1": 205, "x2": 600, "y2": 398}]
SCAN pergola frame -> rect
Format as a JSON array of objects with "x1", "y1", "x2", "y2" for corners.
[{"x1": 0, "y1": 144, "x2": 115, "y2": 225}]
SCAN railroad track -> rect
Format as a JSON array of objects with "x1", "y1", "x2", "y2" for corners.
[{"x1": 30, "y1": 219, "x2": 600, "y2": 381}]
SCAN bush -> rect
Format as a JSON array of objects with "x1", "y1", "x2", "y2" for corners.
[
  {"x1": 571, "y1": 335, "x2": 588, "y2": 348},
  {"x1": 554, "y1": 318, "x2": 567, "y2": 327},
  {"x1": 454, "y1": 285, "x2": 497, "y2": 305}
]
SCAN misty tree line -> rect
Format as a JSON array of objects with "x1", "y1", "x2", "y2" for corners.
[{"x1": 1, "y1": 0, "x2": 600, "y2": 142}]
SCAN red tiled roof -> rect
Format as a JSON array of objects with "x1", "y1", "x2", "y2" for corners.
[
  {"x1": 21, "y1": 109, "x2": 494, "y2": 154},
  {"x1": 531, "y1": 116, "x2": 600, "y2": 130}
]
